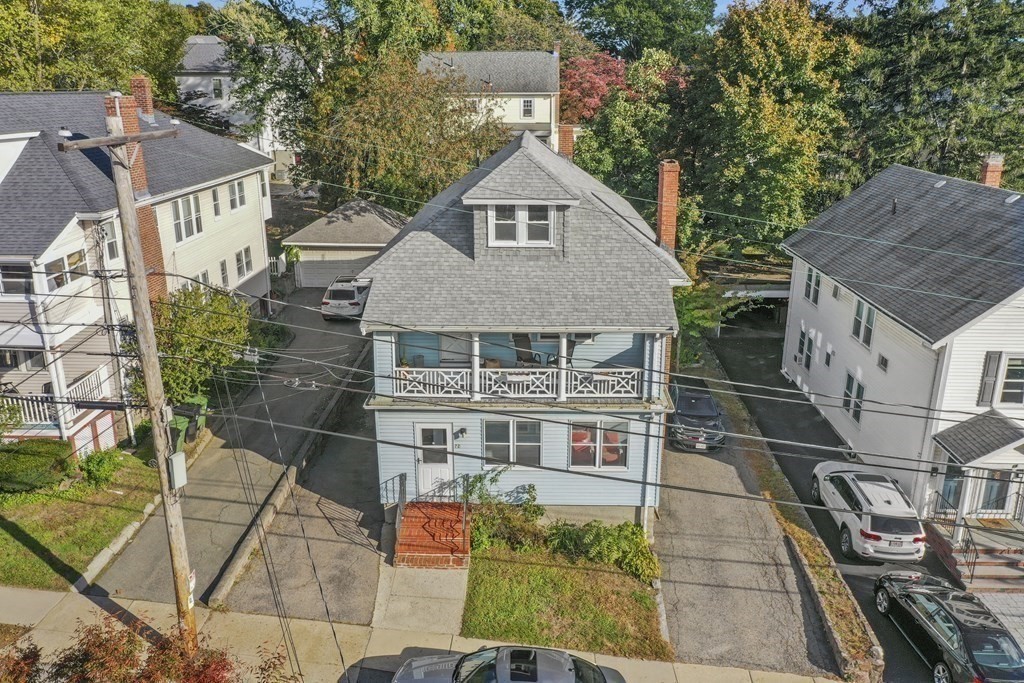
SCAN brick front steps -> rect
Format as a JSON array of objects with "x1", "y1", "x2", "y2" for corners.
[
  {"x1": 927, "y1": 522, "x2": 1024, "y2": 593},
  {"x1": 395, "y1": 502, "x2": 470, "y2": 569}
]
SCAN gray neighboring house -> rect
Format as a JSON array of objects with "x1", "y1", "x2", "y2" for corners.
[
  {"x1": 418, "y1": 49, "x2": 562, "y2": 150},
  {"x1": 283, "y1": 200, "x2": 406, "y2": 288},
  {"x1": 358, "y1": 131, "x2": 689, "y2": 524}
]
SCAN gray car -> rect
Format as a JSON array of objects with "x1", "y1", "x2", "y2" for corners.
[{"x1": 391, "y1": 645, "x2": 627, "y2": 683}]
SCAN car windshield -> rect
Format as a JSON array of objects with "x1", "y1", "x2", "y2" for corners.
[
  {"x1": 967, "y1": 631, "x2": 1024, "y2": 673},
  {"x1": 327, "y1": 289, "x2": 356, "y2": 301},
  {"x1": 870, "y1": 516, "x2": 922, "y2": 535},
  {"x1": 570, "y1": 656, "x2": 606, "y2": 683},
  {"x1": 455, "y1": 648, "x2": 498, "y2": 683},
  {"x1": 676, "y1": 393, "x2": 717, "y2": 417}
]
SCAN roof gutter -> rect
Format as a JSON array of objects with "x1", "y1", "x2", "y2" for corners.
[{"x1": 281, "y1": 242, "x2": 391, "y2": 248}]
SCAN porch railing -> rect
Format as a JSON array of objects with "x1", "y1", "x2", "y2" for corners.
[
  {"x1": 967, "y1": 490, "x2": 1024, "y2": 521},
  {"x1": 0, "y1": 365, "x2": 109, "y2": 427},
  {"x1": 393, "y1": 368, "x2": 471, "y2": 397},
  {"x1": 0, "y1": 394, "x2": 57, "y2": 425},
  {"x1": 480, "y1": 367, "x2": 557, "y2": 398},
  {"x1": 927, "y1": 490, "x2": 980, "y2": 583},
  {"x1": 392, "y1": 366, "x2": 643, "y2": 401}
]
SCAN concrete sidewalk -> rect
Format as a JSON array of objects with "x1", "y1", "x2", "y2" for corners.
[{"x1": 0, "y1": 586, "x2": 837, "y2": 683}]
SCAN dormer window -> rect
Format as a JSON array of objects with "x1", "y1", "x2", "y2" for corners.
[{"x1": 488, "y1": 205, "x2": 554, "y2": 247}]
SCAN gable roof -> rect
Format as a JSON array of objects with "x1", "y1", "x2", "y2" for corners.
[
  {"x1": 418, "y1": 51, "x2": 559, "y2": 94},
  {"x1": 0, "y1": 91, "x2": 271, "y2": 257},
  {"x1": 783, "y1": 165, "x2": 1024, "y2": 344},
  {"x1": 283, "y1": 200, "x2": 407, "y2": 247},
  {"x1": 933, "y1": 410, "x2": 1024, "y2": 464},
  {"x1": 358, "y1": 131, "x2": 689, "y2": 332},
  {"x1": 180, "y1": 35, "x2": 232, "y2": 73}
]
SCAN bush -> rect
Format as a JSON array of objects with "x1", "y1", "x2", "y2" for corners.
[
  {"x1": 0, "y1": 440, "x2": 74, "y2": 493},
  {"x1": 547, "y1": 521, "x2": 661, "y2": 582},
  {"x1": 470, "y1": 483, "x2": 547, "y2": 552},
  {"x1": 79, "y1": 449, "x2": 124, "y2": 487}
]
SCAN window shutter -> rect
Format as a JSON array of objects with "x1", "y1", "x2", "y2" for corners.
[{"x1": 978, "y1": 351, "x2": 1003, "y2": 406}]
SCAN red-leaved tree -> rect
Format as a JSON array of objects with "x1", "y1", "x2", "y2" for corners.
[{"x1": 560, "y1": 52, "x2": 627, "y2": 124}]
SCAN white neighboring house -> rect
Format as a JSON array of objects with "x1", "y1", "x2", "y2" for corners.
[
  {"x1": 418, "y1": 50, "x2": 562, "y2": 151},
  {"x1": 781, "y1": 155, "x2": 1024, "y2": 584},
  {"x1": 283, "y1": 200, "x2": 406, "y2": 289},
  {"x1": 175, "y1": 35, "x2": 296, "y2": 180},
  {"x1": 0, "y1": 76, "x2": 273, "y2": 453}
]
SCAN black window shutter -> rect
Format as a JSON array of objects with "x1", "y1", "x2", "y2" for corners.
[{"x1": 978, "y1": 351, "x2": 1003, "y2": 407}]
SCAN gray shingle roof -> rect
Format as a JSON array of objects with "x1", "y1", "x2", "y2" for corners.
[
  {"x1": 418, "y1": 51, "x2": 559, "y2": 94},
  {"x1": 933, "y1": 410, "x2": 1024, "y2": 464},
  {"x1": 783, "y1": 165, "x2": 1024, "y2": 344},
  {"x1": 283, "y1": 200, "x2": 406, "y2": 247},
  {"x1": 180, "y1": 35, "x2": 232, "y2": 73},
  {"x1": 358, "y1": 132, "x2": 689, "y2": 331},
  {"x1": 0, "y1": 91, "x2": 271, "y2": 257}
]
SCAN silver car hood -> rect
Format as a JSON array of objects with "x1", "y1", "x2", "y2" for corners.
[{"x1": 392, "y1": 653, "x2": 460, "y2": 682}]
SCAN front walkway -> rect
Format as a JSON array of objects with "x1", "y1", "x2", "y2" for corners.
[{"x1": 0, "y1": 586, "x2": 837, "y2": 683}]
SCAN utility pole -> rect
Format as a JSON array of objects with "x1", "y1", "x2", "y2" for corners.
[{"x1": 59, "y1": 107, "x2": 198, "y2": 654}]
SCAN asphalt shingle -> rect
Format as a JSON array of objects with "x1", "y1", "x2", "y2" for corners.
[
  {"x1": 283, "y1": 200, "x2": 406, "y2": 246},
  {"x1": 418, "y1": 51, "x2": 560, "y2": 94},
  {"x1": 783, "y1": 165, "x2": 1024, "y2": 344},
  {"x1": 933, "y1": 410, "x2": 1024, "y2": 464},
  {"x1": 180, "y1": 35, "x2": 232, "y2": 73}
]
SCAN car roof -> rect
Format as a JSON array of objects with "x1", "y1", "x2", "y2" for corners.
[
  {"x1": 847, "y1": 473, "x2": 917, "y2": 517},
  {"x1": 909, "y1": 584, "x2": 1010, "y2": 633}
]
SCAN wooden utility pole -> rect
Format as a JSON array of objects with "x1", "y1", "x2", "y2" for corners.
[{"x1": 59, "y1": 111, "x2": 198, "y2": 653}]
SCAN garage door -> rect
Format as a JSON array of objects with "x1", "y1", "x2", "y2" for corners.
[
  {"x1": 296, "y1": 260, "x2": 356, "y2": 289},
  {"x1": 96, "y1": 412, "x2": 116, "y2": 450}
]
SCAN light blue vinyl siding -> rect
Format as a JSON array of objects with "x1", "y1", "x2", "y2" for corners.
[
  {"x1": 375, "y1": 409, "x2": 663, "y2": 507},
  {"x1": 390, "y1": 332, "x2": 644, "y2": 369},
  {"x1": 374, "y1": 332, "x2": 395, "y2": 395}
]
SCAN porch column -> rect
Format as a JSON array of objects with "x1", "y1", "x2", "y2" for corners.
[
  {"x1": 43, "y1": 347, "x2": 69, "y2": 441},
  {"x1": 954, "y1": 467, "x2": 980, "y2": 546},
  {"x1": 557, "y1": 333, "x2": 567, "y2": 402},
  {"x1": 471, "y1": 333, "x2": 480, "y2": 401},
  {"x1": 31, "y1": 260, "x2": 68, "y2": 440}
]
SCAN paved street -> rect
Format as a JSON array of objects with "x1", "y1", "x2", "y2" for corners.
[
  {"x1": 657, "y1": 431, "x2": 836, "y2": 676},
  {"x1": 709, "y1": 327, "x2": 955, "y2": 682},
  {"x1": 90, "y1": 289, "x2": 366, "y2": 605}
]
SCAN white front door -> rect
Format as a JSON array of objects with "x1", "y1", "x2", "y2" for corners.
[
  {"x1": 416, "y1": 424, "x2": 454, "y2": 497},
  {"x1": 439, "y1": 334, "x2": 471, "y2": 367}
]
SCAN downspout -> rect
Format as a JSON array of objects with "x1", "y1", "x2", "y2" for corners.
[{"x1": 914, "y1": 342, "x2": 951, "y2": 511}]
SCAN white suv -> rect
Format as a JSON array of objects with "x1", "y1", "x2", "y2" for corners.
[
  {"x1": 810, "y1": 461, "x2": 926, "y2": 562},
  {"x1": 321, "y1": 277, "x2": 370, "y2": 320}
]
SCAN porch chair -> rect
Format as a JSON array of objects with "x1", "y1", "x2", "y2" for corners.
[
  {"x1": 545, "y1": 338, "x2": 577, "y2": 368},
  {"x1": 512, "y1": 333, "x2": 542, "y2": 367}
]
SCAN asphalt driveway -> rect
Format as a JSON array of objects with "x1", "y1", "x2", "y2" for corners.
[
  {"x1": 709, "y1": 330, "x2": 954, "y2": 682},
  {"x1": 656, "y1": 424, "x2": 837, "y2": 676}
]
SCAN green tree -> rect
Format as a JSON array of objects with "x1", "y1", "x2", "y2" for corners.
[
  {"x1": 472, "y1": 1, "x2": 596, "y2": 57},
  {"x1": 680, "y1": 0, "x2": 858, "y2": 246},
  {"x1": 565, "y1": 0, "x2": 714, "y2": 60},
  {"x1": 123, "y1": 287, "x2": 251, "y2": 405},
  {"x1": 841, "y1": 0, "x2": 1024, "y2": 188}
]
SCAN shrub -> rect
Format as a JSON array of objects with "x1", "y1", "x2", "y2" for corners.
[
  {"x1": 133, "y1": 420, "x2": 153, "y2": 445},
  {"x1": 470, "y1": 483, "x2": 547, "y2": 552},
  {"x1": 48, "y1": 616, "x2": 144, "y2": 683},
  {"x1": 79, "y1": 449, "x2": 124, "y2": 487},
  {"x1": 547, "y1": 521, "x2": 661, "y2": 582},
  {"x1": 0, "y1": 440, "x2": 74, "y2": 493},
  {"x1": 0, "y1": 641, "x2": 43, "y2": 683}
]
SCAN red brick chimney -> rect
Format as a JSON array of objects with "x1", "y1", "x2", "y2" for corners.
[
  {"x1": 129, "y1": 75, "x2": 154, "y2": 117},
  {"x1": 103, "y1": 91, "x2": 167, "y2": 299},
  {"x1": 558, "y1": 124, "x2": 574, "y2": 160},
  {"x1": 981, "y1": 153, "x2": 1004, "y2": 188},
  {"x1": 657, "y1": 160, "x2": 680, "y2": 252}
]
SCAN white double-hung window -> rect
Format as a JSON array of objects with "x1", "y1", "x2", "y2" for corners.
[
  {"x1": 488, "y1": 205, "x2": 554, "y2": 246},
  {"x1": 852, "y1": 299, "x2": 876, "y2": 348},
  {"x1": 171, "y1": 194, "x2": 203, "y2": 243},
  {"x1": 229, "y1": 179, "x2": 246, "y2": 211}
]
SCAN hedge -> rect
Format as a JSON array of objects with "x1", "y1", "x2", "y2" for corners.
[{"x1": 0, "y1": 440, "x2": 74, "y2": 493}]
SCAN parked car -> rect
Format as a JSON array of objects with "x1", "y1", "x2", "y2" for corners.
[
  {"x1": 391, "y1": 645, "x2": 627, "y2": 683},
  {"x1": 668, "y1": 382, "x2": 725, "y2": 451},
  {"x1": 810, "y1": 461, "x2": 926, "y2": 562},
  {"x1": 321, "y1": 276, "x2": 370, "y2": 320},
  {"x1": 875, "y1": 571, "x2": 1024, "y2": 682}
]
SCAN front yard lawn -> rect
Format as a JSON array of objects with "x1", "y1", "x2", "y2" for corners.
[
  {"x1": 462, "y1": 547, "x2": 673, "y2": 661},
  {"x1": 0, "y1": 453, "x2": 159, "y2": 591}
]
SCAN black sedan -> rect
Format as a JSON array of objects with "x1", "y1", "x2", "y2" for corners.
[
  {"x1": 669, "y1": 382, "x2": 725, "y2": 451},
  {"x1": 874, "y1": 571, "x2": 1024, "y2": 683}
]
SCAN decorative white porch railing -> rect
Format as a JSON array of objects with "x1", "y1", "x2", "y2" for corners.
[
  {"x1": 0, "y1": 366, "x2": 110, "y2": 427},
  {"x1": 392, "y1": 366, "x2": 644, "y2": 400},
  {"x1": 0, "y1": 394, "x2": 57, "y2": 425}
]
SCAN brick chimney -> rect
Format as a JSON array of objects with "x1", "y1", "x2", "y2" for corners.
[
  {"x1": 657, "y1": 160, "x2": 680, "y2": 252},
  {"x1": 129, "y1": 75, "x2": 154, "y2": 117},
  {"x1": 103, "y1": 91, "x2": 167, "y2": 299},
  {"x1": 981, "y1": 153, "x2": 1004, "y2": 188},
  {"x1": 558, "y1": 124, "x2": 574, "y2": 160}
]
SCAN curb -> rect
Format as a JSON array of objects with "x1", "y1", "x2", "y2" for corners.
[
  {"x1": 207, "y1": 340, "x2": 372, "y2": 607},
  {"x1": 651, "y1": 577, "x2": 672, "y2": 646}
]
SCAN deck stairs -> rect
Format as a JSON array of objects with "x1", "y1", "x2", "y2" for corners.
[
  {"x1": 394, "y1": 502, "x2": 471, "y2": 569},
  {"x1": 927, "y1": 520, "x2": 1024, "y2": 593}
]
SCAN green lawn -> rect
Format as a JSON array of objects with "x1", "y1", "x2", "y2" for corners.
[
  {"x1": 462, "y1": 547, "x2": 673, "y2": 661},
  {"x1": 0, "y1": 454, "x2": 159, "y2": 591}
]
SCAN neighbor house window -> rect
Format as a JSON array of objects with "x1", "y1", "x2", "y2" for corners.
[
  {"x1": 195, "y1": 271, "x2": 210, "y2": 287},
  {"x1": 852, "y1": 299, "x2": 876, "y2": 348},
  {"x1": 878, "y1": 354, "x2": 889, "y2": 373},
  {"x1": 488, "y1": 205, "x2": 554, "y2": 246},
  {"x1": 484, "y1": 420, "x2": 541, "y2": 467},
  {"x1": 212, "y1": 78, "x2": 224, "y2": 99},
  {"x1": 832, "y1": 284, "x2": 840, "y2": 299},
  {"x1": 220, "y1": 260, "x2": 229, "y2": 287},
  {"x1": 804, "y1": 335, "x2": 814, "y2": 370},
  {"x1": 100, "y1": 220, "x2": 119, "y2": 261},
  {"x1": 804, "y1": 267, "x2": 820, "y2": 304},
  {"x1": 825, "y1": 350, "x2": 833, "y2": 367},
  {"x1": 843, "y1": 373, "x2": 866, "y2": 423},
  {"x1": 0, "y1": 264, "x2": 32, "y2": 295},
  {"x1": 44, "y1": 250, "x2": 87, "y2": 292},
  {"x1": 228, "y1": 179, "x2": 246, "y2": 210},
  {"x1": 1001, "y1": 358, "x2": 1024, "y2": 404},
  {"x1": 235, "y1": 246, "x2": 252, "y2": 279},
  {"x1": 570, "y1": 422, "x2": 628, "y2": 468},
  {"x1": 521, "y1": 98, "x2": 534, "y2": 118},
  {"x1": 171, "y1": 194, "x2": 203, "y2": 243},
  {"x1": 212, "y1": 188, "x2": 222, "y2": 218},
  {"x1": 259, "y1": 170, "x2": 268, "y2": 198},
  {"x1": 0, "y1": 349, "x2": 44, "y2": 371}
]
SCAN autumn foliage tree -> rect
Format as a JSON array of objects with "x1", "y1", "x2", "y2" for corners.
[{"x1": 560, "y1": 52, "x2": 627, "y2": 124}]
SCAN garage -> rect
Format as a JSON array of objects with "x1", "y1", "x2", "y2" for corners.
[{"x1": 284, "y1": 199, "x2": 407, "y2": 289}]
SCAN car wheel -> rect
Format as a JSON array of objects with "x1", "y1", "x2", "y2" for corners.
[
  {"x1": 874, "y1": 588, "x2": 890, "y2": 615},
  {"x1": 932, "y1": 661, "x2": 952, "y2": 683},
  {"x1": 810, "y1": 477, "x2": 822, "y2": 505},
  {"x1": 840, "y1": 526, "x2": 856, "y2": 559}
]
